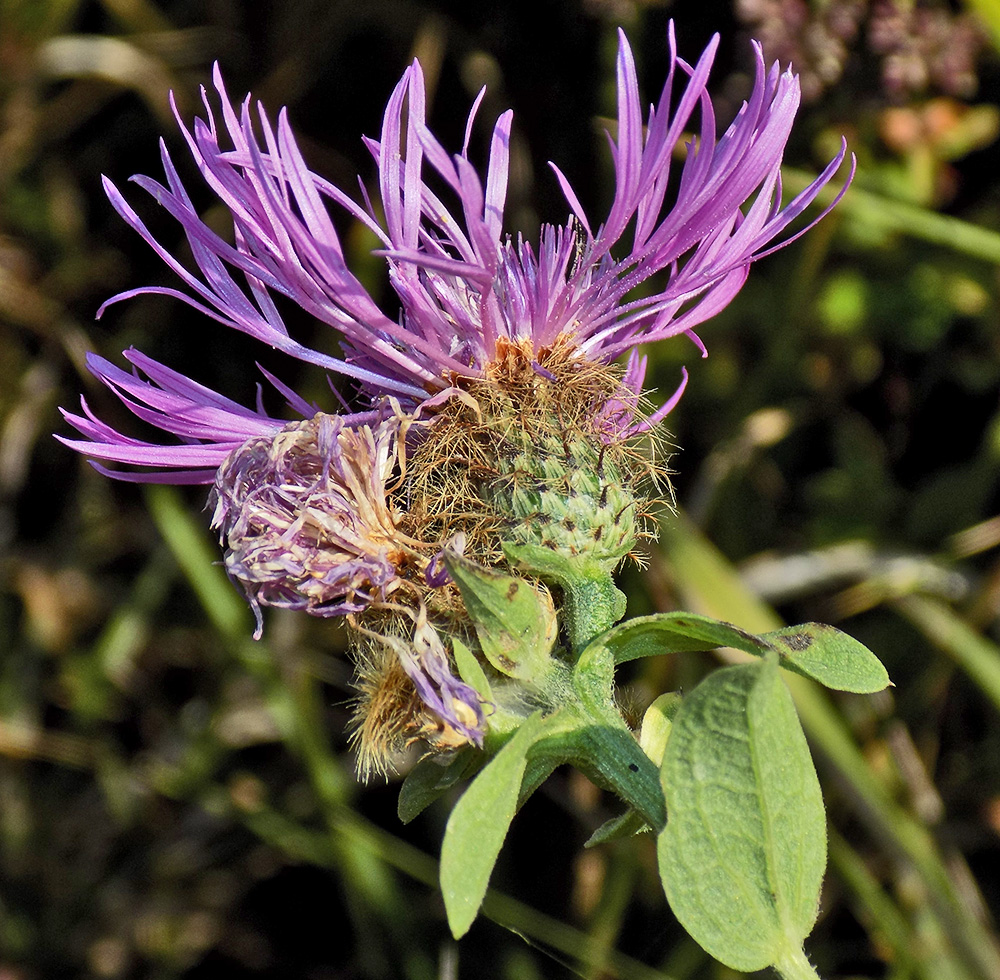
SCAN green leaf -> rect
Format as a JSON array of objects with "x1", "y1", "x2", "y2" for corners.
[
  {"x1": 572, "y1": 723, "x2": 667, "y2": 832},
  {"x1": 585, "y1": 808, "x2": 650, "y2": 847},
  {"x1": 578, "y1": 694, "x2": 680, "y2": 845},
  {"x1": 451, "y1": 636, "x2": 493, "y2": 701},
  {"x1": 444, "y1": 552, "x2": 557, "y2": 680},
  {"x1": 597, "y1": 612, "x2": 890, "y2": 693},
  {"x1": 762, "y1": 623, "x2": 891, "y2": 694},
  {"x1": 600, "y1": 612, "x2": 771, "y2": 664},
  {"x1": 660, "y1": 511, "x2": 1000, "y2": 980},
  {"x1": 441, "y1": 712, "x2": 545, "y2": 938},
  {"x1": 503, "y1": 542, "x2": 626, "y2": 648},
  {"x1": 638, "y1": 692, "x2": 682, "y2": 768},
  {"x1": 397, "y1": 750, "x2": 479, "y2": 825},
  {"x1": 657, "y1": 658, "x2": 826, "y2": 973}
]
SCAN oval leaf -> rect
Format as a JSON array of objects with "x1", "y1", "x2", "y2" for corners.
[
  {"x1": 451, "y1": 635, "x2": 494, "y2": 701},
  {"x1": 657, "y1": 658, "x2": 826, "y2": 972},
  {"x1": 444, "y1": 552, "x2": 557, "y2": 679},
  {"x1": 598, "y1": 612, "x2": 890, "y2": 694},
  {"x1": 762, "y1": 623, "x2": 891, "y2": 693},
  {"x1": 441, "y1": 712, "x2": 544, "y2": 938}
]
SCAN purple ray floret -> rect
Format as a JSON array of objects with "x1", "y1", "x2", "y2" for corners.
[
  {"x1": 62, "y1": 22, "x2": 851, "y2": 484},
  {"x1": 56, "y1": 349, "x2": 290, "y2": 483}
]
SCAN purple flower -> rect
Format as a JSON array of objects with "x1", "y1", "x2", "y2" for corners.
[
  {"x1": 59, "y1": 23, "x2": 850, "y2": 482},
  {"x1": 209, "y1": 411, "x2": 409, "y2": 638},
  {"x1": 57, "y1": 25, "x2": 852, "y2": 770}
]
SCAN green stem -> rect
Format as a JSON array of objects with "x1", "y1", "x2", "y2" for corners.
[
  {"x1": 502, "y1": 543, "x2": 626, "y2": 649},
  {"x1": 562, "y1": 569, "x2": 628, "y2": 650},
  {"x1": 773, "y1": 945, "x2": 822, "y2": 980}
]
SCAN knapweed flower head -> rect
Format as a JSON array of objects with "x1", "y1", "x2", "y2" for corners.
[
  {"x1": 208, "y1": 409, "x2": 410, "y2": 637},
  {"x1": 58, "y1": 24, "x2": 851, "y2": 776},
  {"x1": 350, "y1": 603, "x2": 487, "y2": 779}
]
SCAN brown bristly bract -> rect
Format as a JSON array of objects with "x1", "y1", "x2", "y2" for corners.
[
  {"x1": 348, "y1": 627, "x2": 426, "y2": 780},
  {"x1": 399, "y1": 334, "x2": 673, "y2": 568},
  {"x1": 347, "y1": 598, "x2": 479, "y2": 779}
]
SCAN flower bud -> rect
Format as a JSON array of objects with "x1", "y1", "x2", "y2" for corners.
[{"x1": 403, "y1": 336, "x2": 659, "y2": 575}]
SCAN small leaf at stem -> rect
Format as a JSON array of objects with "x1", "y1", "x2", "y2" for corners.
[
  {"x1": 398, "y1": 750, "x2": 478, "y2": 824},
  {"x1": 441, "y1": 712, "x2": 545, "y2": 937},
  {"x1": 451, "y1": 636, "x2": 493, "y2": 701},
  {"x1": 503, "y1": 542, "x2": 626, "y2": 648},
  {"x1": 762, "y1": 623, "x2": 890, "y2": 693},
  {"x1": 444, "y1": 552, "x2": 557, "y2": 680},
  {"x1": 657, "y1": 658, "x2": 826, "y2": 972},
  {"x1": 597, "y1": 612, "x2": 890, "y2": 693},
  {"x1": 585, "y1": 808, "x2": 650, "y2": 847}
]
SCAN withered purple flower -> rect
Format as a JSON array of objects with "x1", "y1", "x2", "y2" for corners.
[
  {"x1": 58, "y1": 24, "x2": 852, "y2": 774},
  {"x1": 350, "y1": 604, "x2": 486, "y2": 778},
  {"x1": 209, "y1": 411, "x2": 409, "y2": 637}
]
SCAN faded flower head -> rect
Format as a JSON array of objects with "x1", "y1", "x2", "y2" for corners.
[
  {"x1": 350, "y1": 605, "x2": 486, "y2": 780},
  {"x1": 209, "y1": 410, "x2": 411, "y2": 637},
  {"x1": 207, "y1": 404, "x2": 487, "y2": 773},
  {"x1": 58, "y1": 24, "x2": 851, "y2": 776}
]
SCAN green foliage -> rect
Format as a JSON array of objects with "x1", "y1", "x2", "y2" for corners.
[
  {"x1": 451, "y1": 634, "x2": 495, "y2": 700},
  {"x1": 600, "y1": 611, "x2": 890, "y2": 692},
  {"x1": 432, "y1": 547, "x2": 890, "y2": 963},
  {"x1": 441, "y1": 712, "x2": 545, "y2": 937},
  {"x1": 504, "y1": 542, "x2": 628, "y2": 648},
  {"x1": 444, "y1": 551, "x2": 558, "y2": 680},
  {"x1": 764, "y1": 623, "x2": 891, "y2": 693},
  {"x1": 658, "y1": 657, "x2": 825, "y2": 974},
  {"x1": 397, "y1": 751, "x2": 479, "y2": 825}
]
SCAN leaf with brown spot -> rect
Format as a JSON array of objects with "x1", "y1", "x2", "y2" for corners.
[
  {"x1": 593, "y1": 614, "x2": 889, "y2": 694},
  {"x1": 762, "y1": 624, "x2": 890, "y2": 693},
  {"x1": 444, "y1": 550, "x2": 558, "y2": 680}
]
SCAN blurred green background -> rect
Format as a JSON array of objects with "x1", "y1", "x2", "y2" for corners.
[{"x1": 5, "y1": 0, "x2": 1000, "y2": 977}]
